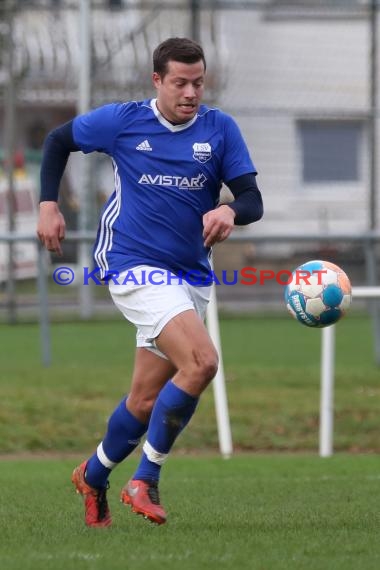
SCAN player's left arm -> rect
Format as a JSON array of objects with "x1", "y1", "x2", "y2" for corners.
[
  {"x1": 202, "y1": 173, "x2": 263, "y2": 247},
  {"x1": 225, "y1": 172, "x2": 263, "y2": 224}
]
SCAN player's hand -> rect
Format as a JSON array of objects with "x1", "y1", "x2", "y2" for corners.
[
  {"x1": 202, "y1": 205, "x2": 236, "y2": 247},
  {"x1": 37, "y1": 201, "x2": 66, "y2": 256}
]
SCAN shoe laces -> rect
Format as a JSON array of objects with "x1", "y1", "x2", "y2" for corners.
[
  {"x1": 96, "y1": 482, "x2": 110, "y2": 520},
  {"x1": 147, "y1": 482, "x2": 160, "y2": 505}
]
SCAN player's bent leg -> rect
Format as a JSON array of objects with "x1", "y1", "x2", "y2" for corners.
[
  {"x1": 73, "y1": 350, "x2": 174, "y2": 527},
  {"x1": 122, "y1": 311, "x2": 218, "y2": 524},
  {"x1": 120, "y1": 348, "x2": 175, "y2": 524}
]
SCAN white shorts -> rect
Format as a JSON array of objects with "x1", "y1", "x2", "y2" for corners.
[{"x1": 108, "y1": 265, "x2": 212, "y2": 358}]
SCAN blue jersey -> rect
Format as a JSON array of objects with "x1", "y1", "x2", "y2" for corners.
[{"x1": 73, "y1": 98, "x2": 256, "y2": 281}]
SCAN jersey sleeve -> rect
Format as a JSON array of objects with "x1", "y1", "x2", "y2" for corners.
[
  {"x1": 72, "y1": 102, "x2": 130, "y2": 155},
  {"x1": 221, "y1": 114, "x2": 257, "y2": 183}
]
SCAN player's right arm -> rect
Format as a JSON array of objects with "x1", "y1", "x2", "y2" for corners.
[
  {"x1": 38, "y1": 103, "x2": 128, "y2": 254},
  {"x1": 37, "y1": 121, "x2": 79, "y2": 255}
]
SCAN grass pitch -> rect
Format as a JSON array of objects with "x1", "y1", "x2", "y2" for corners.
[
  {"x1": 0, "y1": 312, "x2": 379, "y2": 453},
  {"x1": 1, "y1": 454, "x2": 379, "y2": 570},
  {"x1": 0, "y1": 313, "x2": 379, "y2": 568}
]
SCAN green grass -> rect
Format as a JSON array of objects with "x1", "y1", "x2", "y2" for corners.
[
  {"x1": 1, "y1": 315, "x2": 379, "y2": 569},
  {"x1": 0, "y1": 313, "x2": 379, "y2": 453},
  {"x1": 1, "y1": 454, "x2": 379, "y2": 570}
]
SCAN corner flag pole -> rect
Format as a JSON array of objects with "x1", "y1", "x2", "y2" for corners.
[{"x1": 206, "y1": 279, "x2": 233, "y2": 459}]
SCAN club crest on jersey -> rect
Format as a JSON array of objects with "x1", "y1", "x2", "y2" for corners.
[{"x1": 192, "y1": 142, "x2": 212, "y2": 163}]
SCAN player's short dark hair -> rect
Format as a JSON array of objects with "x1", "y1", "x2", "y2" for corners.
[{"x1": 153, "y1": 37, "x2": 206, "y2": 77}]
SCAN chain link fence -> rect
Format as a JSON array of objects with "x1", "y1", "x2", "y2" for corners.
[{"x1": 0, "y1": 0, "x2": 379, "y2": 322}]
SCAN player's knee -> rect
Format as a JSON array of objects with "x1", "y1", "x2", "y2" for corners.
[
  {"x1": 127, "y1": 392, "x2": 156, "y2": 422},
  {"x1": 195, "y1": 349, "x2": 219, "y2": 384},
  {"x1": 139, "y1": 397, "x2": 156, "y2": 417},
  {"x1": 174, "y1": 348, "x2": 219, "y2": 395},
  {"x1": 205, "y1": 353, "x2": 219, "y2": 381}
]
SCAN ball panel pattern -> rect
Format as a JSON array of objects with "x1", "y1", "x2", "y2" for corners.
[{"x1": 284, "y1": 259, "x2": 352, "y2": 328}]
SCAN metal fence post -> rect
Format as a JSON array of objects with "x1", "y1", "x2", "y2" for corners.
[{"x1": 37, "y1": 241, "x2": 51, "y2": 367}]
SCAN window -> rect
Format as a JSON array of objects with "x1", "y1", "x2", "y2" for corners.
[{"x1": 298, "y1": 120, "x2": 363, "y2": 183}]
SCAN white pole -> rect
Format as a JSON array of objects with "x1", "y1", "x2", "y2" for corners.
[
  {"x1": 206, "y1": 283, "x2": 233, "y2": 459},
  {"x1": 319, "y1": 325, "x2": 336, "y2": 457},
  {"x1": 352, "y1": 286, "x2": 380, "y2": 297},
  {"x1": 78, "y1": 0, "x2": 93, "y2": 318},
  {"x1": 318, "y1": 287, "x2": 380, "y2": 458}
]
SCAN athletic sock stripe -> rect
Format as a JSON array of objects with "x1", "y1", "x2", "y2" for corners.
[
  {"x1": 143, "y1": 440, "x2": 168, "y2": 466},
  {"x1": 97, "y1": 443, "x2": 117, "y2": 469}
]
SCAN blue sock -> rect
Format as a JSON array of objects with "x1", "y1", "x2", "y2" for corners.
[
  {"x1": 133, "y1": 381, "x2": 198, "y2": 482},
  {"x1": 85, "y1": 397, "x2": 147, "y2": 489}
]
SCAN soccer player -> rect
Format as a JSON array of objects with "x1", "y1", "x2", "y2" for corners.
[{"x1": 37, "y1": 37, "x2": 263, "y2": 528}]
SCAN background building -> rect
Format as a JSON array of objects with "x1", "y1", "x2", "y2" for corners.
[{"x1": 0, "y1": 0, "x2": 379, "y2": 311}]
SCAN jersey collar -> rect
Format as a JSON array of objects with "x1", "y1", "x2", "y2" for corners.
[{"x1": 151, "y1": 99, "x2": 198, "y2": 132}]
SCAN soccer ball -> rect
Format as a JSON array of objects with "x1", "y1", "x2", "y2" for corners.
[{"x1": 284, "y1": 260, "x2": 352, "y2": 328}]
